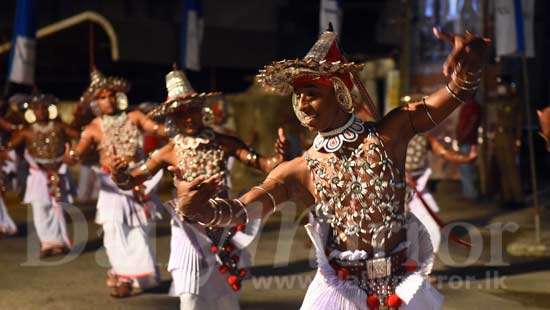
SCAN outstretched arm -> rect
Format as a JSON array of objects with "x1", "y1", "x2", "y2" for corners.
[
  {"x1": 111, "y1": 142, "x2": 172, "y2": 190},
  {"x1": 0, "y1": 117, "x2": 22, "y2": 132},
  {"x1": 5, "y1": 128, "x2": 29, "y2": 150},
  {"x1": 133, "y1": 110, "x2": 167, "y2": 137},
  {"x1": 60, "y1": 122, "x2": 81, "y2": 139},
  {"x1": 173, "y1": 157, "x2": 309, "y2": 226},
  {"x1": 427, "y1": 135, "x2": 477, "y2": 164},
  {"x1": 379, "y1": 28, "x2": 490, "y2": 151},
  {"x1": 65, "y1": 125, "x2": 97, "y2": 165},
  {"x1": 227, "y1": 128, "x2": 291, "y2": 173}
]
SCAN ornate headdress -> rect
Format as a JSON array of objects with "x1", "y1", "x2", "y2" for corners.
[
  {"x1": 81, "y1": 68, "x2": 131, "y2": 114},
  {"x1": 147, "y1": 66, "x2": 219, "y2": 120},
  {"x1": 256, "y1": 26, "x2": 378, "y2": 121},
  {"x1": 83, "y1": 68, "x2": 130, "y2": 98}
]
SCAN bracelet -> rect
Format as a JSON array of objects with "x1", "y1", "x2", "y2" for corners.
[
  {"x1": 69, "y1": 149, "x2": 80, "y2": 162},
  {"x1": 199, "y1": 199, "x2": 219, "y2": 227},
  {"x1": 233, "y1": 199, "x2": 250, "y2": 226},
  {"x1": 139, "y1": 163, "x2": 152, "y2": 178},
  {"x1": 406, "y1": 106, "x2": 418, "y2": 134},
  {"x1": 422, "y1": 97, "x2": 438, "y2": 127},
  {"x1": 253, "y1": 186, "x2": 277, "y2": 212},
  {"x1": 245, "y1": 151, "x2": 259, "y2": 166},
  {"x1": 445, "y1": 83, "x2": 466, "y2": 104},
  {"x1": 452, "y1": 71, "x2": 481, "y2": 85},
  {"x1": 215, "y1": 198, "x2": 235, "y2": 226}
]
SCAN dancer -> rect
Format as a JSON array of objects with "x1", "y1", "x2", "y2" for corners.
[
  {"x1": 110, "y1": 67, "x2": 290, "y2": 309},
  {"x1": 0, "y1": 107, "x2": 22, "y2": 238},
  {"x1": 174, "y1": 28, "x2": 489, "y2": 309},
  {"x1": 405, "y1": 133, "x2": 477, "y2": 258},
  {"x1": 66, "y1": 69, "x2": 166, "y2": 297},
  {"x1": 4, "y1": 93, "x2": 79, "y2": 257}
]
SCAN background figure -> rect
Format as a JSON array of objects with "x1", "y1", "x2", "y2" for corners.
[
  {"x1": 537, "y1": 106, "x2": 550, "y2": 152},
  {"x1": 487, "y1": 77, "x2": 524, "y2": 207},
  {"x1": 456, "y1": 97, "x2": 481, "y2": 201}
]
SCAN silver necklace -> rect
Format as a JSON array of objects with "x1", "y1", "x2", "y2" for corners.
[{"x1": 313, "y1": 115, "x2": 365, "y2": 153}]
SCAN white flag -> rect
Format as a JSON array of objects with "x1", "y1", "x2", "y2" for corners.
[
  {"x1": 181, "y1": 0, "x2": 204, "y2": 71},
  {"x1": 8, "y1": 0, "x2": 37, "y2": 85},
  {"x1": 320, "y1": 0, "x2": 342, "y2": 35},
  {"x1": 494, "y1": 0, "x2": 535, "y2": 57}
]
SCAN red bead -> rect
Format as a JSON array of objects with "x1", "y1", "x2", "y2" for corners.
[
  {"x1": 224, "y1": 244, "x2": 235, "y2": 252},
  {"x1": 403, "y1": 259, "x2": 418, "y2": 272},
  {"x1": 231, "y1": 283, "x2": 241, "y2": 291},
  {"x1": 366, "y1": 294, "x2": 379, "y2": 309},
  {"x1": 227, "y1": 275, "x2": 239, "y2": 286},
  {"x1": 231, "y1": 255, "x2": 240, "y2": 263},
  {"x1": 337, "y1": 267, "x2": 349, "y2": 280},
  {"x1": 236, "y1": 224, "x2": 246, "y2": 232},
  {"x1": 210, "y1": 244, "x2": 218, "y2": 254},
  {"x1": 386, "y1": 294, "x2": 402, "y2": 308},
  {"x1": 238, "y1": 268, "x2": 247, "y2": 277},
  {"x1": 218, "y1": 265, "x2": 229, "y2": 273}
]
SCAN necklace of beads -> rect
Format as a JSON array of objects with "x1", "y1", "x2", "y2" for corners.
[{"x1": 99, "y1": 113, "x2": 142, "y2": 159}]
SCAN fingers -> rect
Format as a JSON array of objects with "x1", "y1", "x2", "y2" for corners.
[
  {"x1": 433, "y1": 27, "x2": 454, "y2": 44},
  {"x1": 277, "y1": 127, "x2": 286, "y2": 142},
  {"x1": 187, "y1": 175, "x2": 207, "y2": 189}
]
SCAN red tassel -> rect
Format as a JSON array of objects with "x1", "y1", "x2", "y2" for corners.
[
  {"x1": 218, "y1": 265, "x2": 229, "y2": 274},
  {"x1": 210, "y1": 244, "x2": 218, "y2": 254},
  {"x1": 227, "y1": 275, "x2": 239, "y2": 286},
  {"x1": 238, "y1": 268, "x2": 247, "y2": 277},
  {"x1": 366, "y1": 294, "x2": 379, "y2": 309},
  {"x1": 386, "y1": 294, "x2": 402, "y2": 308}
]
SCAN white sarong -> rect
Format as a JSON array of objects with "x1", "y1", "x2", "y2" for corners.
[
  {"x1": 408, "y1": 168, "x2": 441, "y2": 254},
  {"x1": 23, "y1": 152, "x2": 72, "y2": 247},
  {"x1": 300, "y1": 215, "x2": 443, "y2": 310},
  {"x1": 94, "y1": 168, "x2": 163, "y2": 287}
]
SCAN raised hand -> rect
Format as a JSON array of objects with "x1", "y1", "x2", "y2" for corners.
[
  {"x1": 433, "y1": 27, "x2": 491, "y2": 77},
  {"x1": 275, "y1": 127, "x2": 291, "y2": 160}
]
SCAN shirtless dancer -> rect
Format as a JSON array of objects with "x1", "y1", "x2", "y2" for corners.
[
  {"x1": 174, "y1": 28, "x2": 489, "y2": 309},
  {"x1": 110, "y1": 67, "x2": 290, "y2": 309},
  {"x1": 66, "y1": 69, "x2": 167, "y2": 297},
  {"x1": 5, "y1": 93, "x2": 79, "y2": 257}
]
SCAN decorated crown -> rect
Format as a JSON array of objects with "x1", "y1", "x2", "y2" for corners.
[
  {"x1": 81, "y1": 68, "x2": 130, "y2": 102},
  {"x1": 256, "y1": 25, "x2": 378, "y2": 120},
  {"x1": 256, "y1": 28, "x2": 362, "y2": 95},
  {"x1": 147, "y1": 66, "x2": 219, "y2": 119}
]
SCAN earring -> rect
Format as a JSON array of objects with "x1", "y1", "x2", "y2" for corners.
[
  {"x1": 291, "y1": 93, "x2": 309, "y2": 127},
  {"x1": 331, "y1": 77, "x2": 354, "y2": 113},
  {"x1": 202, "y1": 106, "x2": 214, "y2": 126},
  {"x1": 116, "y1": 92, "x2": 128, "y2": 111},
  {"x1": 90, "y1": 100, "x2": 101, "y2": 116},
  {"x1": 24, "y1": 109, "x2": 36, "y2": 123},
  {"x1": 164, "y1": 117, "x2": 179, "y2": 136},
  {"x1": 48, "y1": 104, "x2": 58, "y2": 120}
]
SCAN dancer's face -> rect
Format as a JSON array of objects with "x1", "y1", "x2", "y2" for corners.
[
  {"x1": 293, "y1": 83, "x2": 345, "y2": 131},
  {"x1": 174, "y1": 105, "x2": 204, "y2": 135},
  {"x1": 95, "y1": 89, "x2": 117, "y2": 115},
  {"x1": 33, "y1": 103, "x2": 49, "y2": 122}
]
